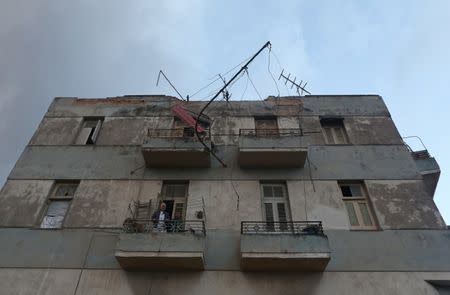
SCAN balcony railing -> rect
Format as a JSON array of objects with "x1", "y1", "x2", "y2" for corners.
[
  {"x1": 146, "y1": 128, "x2": 210, "y2": 140},
  {"x1": 122, "y1": 218, "x2": 206, "y2": 236},
  {"x1": 239, "y1": 128, "x2": 303, "y2": 137},
  {"x1": 241, "y1": 221, "x2": 324, "y2": 235}
]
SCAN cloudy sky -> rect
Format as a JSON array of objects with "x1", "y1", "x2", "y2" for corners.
[{"x1": 1, "y1": 1, "x2": 449, "y2": 222}]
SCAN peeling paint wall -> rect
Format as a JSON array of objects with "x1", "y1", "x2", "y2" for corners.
[
  {"x1": 64, "y1": 180, "x2": 162, "y2": 228},
  {"x1": 345, "y1": 117, "x2": 403, "y2": 145},
  {"x1": 0, "y1": 180, "x2": 53, "y2": 226},
  {"x1": 188, "y1": 180, "x2": 261, "y2": 230},
  {"x1": 366, "y1": 180, "x2": 446, "y2": 229},
  {"x1": 211, "y1": 117, "x2": 254, "y2": 145},
  {"x1": 29, "y1": 117, "x2": 83, "y2": 145},
  {"x1": 96, "y1": 117, "x2": 173, "y2": 145},
  {"x1": 288, "y1": 180, "x2": 350, "y2": 230}
]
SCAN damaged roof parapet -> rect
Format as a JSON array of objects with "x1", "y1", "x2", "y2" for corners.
[{"x1": 47, "y1": 95, "x2": 390, "y2": 118}]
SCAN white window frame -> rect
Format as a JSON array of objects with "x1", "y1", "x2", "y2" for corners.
[
  {"x1": 75, "y1": 118, "x2": 103, "y2": 145},
  {"x1": 260, "y1": 182, "x2": 292, "y2": 232},
  {"x1": 160, "y1": 182, "x2": 188, "y2": 221},
  {"x1": 40, "y1": 182, "x2": 78, "y2": 229},
  {"x1": 339, "y1": 182, "x2": 377, "y2": 230},
  {"x1": 321, "y1": 119, "x2": 349, "y2": 144}
]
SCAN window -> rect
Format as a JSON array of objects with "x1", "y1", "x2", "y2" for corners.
[
  {"x1": 255, "y1": 116, "x2": 279, "y2": 137},
  {"x1": 40, "y1": 182, "x2": 79, "y2": 229},
  {"x1": 339, "y1": 182, "x2": 377, "y2": 230},
  {"x1": 261, "y1": 182, "x2": 291, "y2": 232},
  {"x1": 172, "y1": 117, "x2": 193, "y2": 137},
  {"x1": 160, "y1": 181, "x2": 188, "y2": 221},
  {"x1": 321, "y1": 118, "x2": 348, "y2": 144},
  {"x1": 75, "y1": 117, "x2": 104, "y2": 145},
  {"x1": 172, "y1": 116, "x2": 210, "y2": 138}
]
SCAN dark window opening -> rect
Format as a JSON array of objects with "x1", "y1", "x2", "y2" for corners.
[{"x1": 76, "y1": 118, "x2": 104, "y2": 145}]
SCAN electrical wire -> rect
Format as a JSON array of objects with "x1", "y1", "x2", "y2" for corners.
[
  {"x1": 240, "y1": 70, "x2": 249, "y2": 100},
  {"x1": 195, "y1": 41, "x2": 272, "y2": 168},
  {"x1": 246, "y1": 70, "x2": 263, "y2": 100},
  {"x1": 303, "y1": 177, "x2": 309, "y2": 221},
  {"x1": 190, "y1": 78, "x2": 222, "y2": 98},
  {"x1": 271, "y1": 49, "x2": 293, "y2": 96},
  {"x1": 189, "y1": 53, "x2": 253, "y2": 99},
  {"x1": 267, "y1": 45, "x2": 280, "y2": 97}
]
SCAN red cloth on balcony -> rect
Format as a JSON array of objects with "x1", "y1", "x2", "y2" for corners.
[{"x1": 170, "y1": 104, "x2": 205, "y2": 133}]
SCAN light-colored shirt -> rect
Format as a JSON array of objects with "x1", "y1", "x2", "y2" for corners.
[{"x1": 155, "y1": 211, "x2": 166, "y2": 232}]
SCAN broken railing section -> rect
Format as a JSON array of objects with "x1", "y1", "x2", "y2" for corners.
[{"x1": 403, "y1": 136, "x2": 440, "y2": 197}]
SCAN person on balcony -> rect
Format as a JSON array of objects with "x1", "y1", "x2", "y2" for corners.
[{"x1": 152, "y1": 202, "x2": 170, "y2": 232}]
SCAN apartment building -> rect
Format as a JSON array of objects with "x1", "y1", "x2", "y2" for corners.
[{"x1": 0, "y1": 94, "x2": 448, "y2": 294}]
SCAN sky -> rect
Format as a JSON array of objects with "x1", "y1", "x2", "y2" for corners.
[{"x1": 0, "y1": 1, "x2": 449, "y2": 222}]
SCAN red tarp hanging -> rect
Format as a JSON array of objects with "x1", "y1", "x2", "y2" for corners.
[{"x1": 171, "y1": 104, "x2": 205, "y2": 133}]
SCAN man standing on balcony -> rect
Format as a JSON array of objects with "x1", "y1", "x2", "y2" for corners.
[{"x1": 152, "y1": 202, "x2": 170, "y2": 232}]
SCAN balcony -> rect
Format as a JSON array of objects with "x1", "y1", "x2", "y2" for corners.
[
  {"x1": 240, "y1": 221, "x2": 330, "y2": 271},
  {"x1": 141, "y1": 129, "x2": 211, "y2": 168},
  {"x1": 404, "y1": 136, "x2": 440, "y2": 196},
  {"x1": 115, "y1": 219, "x2": 206, "y2": 271},
  {"x1": 238, "y1": 129, "x2": 308, "y2": 168}
]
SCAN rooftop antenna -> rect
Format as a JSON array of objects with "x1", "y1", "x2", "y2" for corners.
[
  {"x1": 278, "y1": 69, "x2": 311, "y2": 95},
  {"x1": 195, "y1": 41, "x2": 272, "y2": 167},
  {"x1": 156, "y1": 70, "x2": 187, "y2": 101},
  {"x1": 218, "y1": 74, "x2": 231, "y2": 102}
]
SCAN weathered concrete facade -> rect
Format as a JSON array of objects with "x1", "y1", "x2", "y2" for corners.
[{"x1": 0, "y1": 94, "x2": 448, "y2": 294}]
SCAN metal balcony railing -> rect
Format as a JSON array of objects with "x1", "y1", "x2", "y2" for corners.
[
  {"x1": 146, "y1": 128, "x2": 210, "y2": 139},
  {"x1": 122, "y1": 218, "x2": 206, "y2": 236},
  {"x1": 403, "y1": 136, "x2": 431, "y2": 159},
  {"x1": 241, "y1": 221, "x2": 324, "y2": 235},
  {"x1": 239, "y1": 128, "x2": 303, "y2": 137}
]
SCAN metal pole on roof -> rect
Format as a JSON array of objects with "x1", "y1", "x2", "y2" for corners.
[{"x1": 195, "y1": 41, "x2": 272, "y2": 167}]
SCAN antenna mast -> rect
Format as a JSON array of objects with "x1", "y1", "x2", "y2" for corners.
[
  {"x1": 156, "y1": 70, "x2": 186, "y2": 101},
  {"x1": 195, "y1": 41, "x2": 272, "y2": 167},
  {"x1": 278, "y1": 69, "x2": 311, "y2": 95}
]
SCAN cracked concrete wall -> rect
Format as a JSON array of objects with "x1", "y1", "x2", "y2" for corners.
[
  {"x1": 211, "y1": 116, "x2": 254, "y2": 145},
  {"x1": 366, "y1": 180, "x2": 446, "y2": 229},
  {"x1": 45, "y1": 95, "x2": 390, "y2": 118},
  {"x1": 96, "y1": 117, "x2": 173, "y2": 145},
  {"x1": 288, "y1": 180, "x2": 350, "y2": 230},
  {"x1": 64, "y1": 180, "x2": 162, "y2": 228},
  {"x1": 27, "y1": 115, "x2": 402, "y2": 147},
  {"x1": 188, "y1": 180, "x2": 261, "y2": 230},
  {"x1": 0, "y1": 180, "x2": 54, "y2": 226},
  {"x1": 8, "y1": 145, "x2": 421, "y2": 180}
]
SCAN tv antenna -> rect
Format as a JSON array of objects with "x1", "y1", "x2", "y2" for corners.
[
  {"x1": 195, "y1": 41, "x2": 272, "y2": 167},
  {"x1": 218, "y1": 74, "x2": 231, "y2": 102},
  {"x1": 156, "y1": 70, "x2": 186, "y2": 101},
  {"x1": 278, "y1": 69, "x2": 311, "y2": 95}
]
